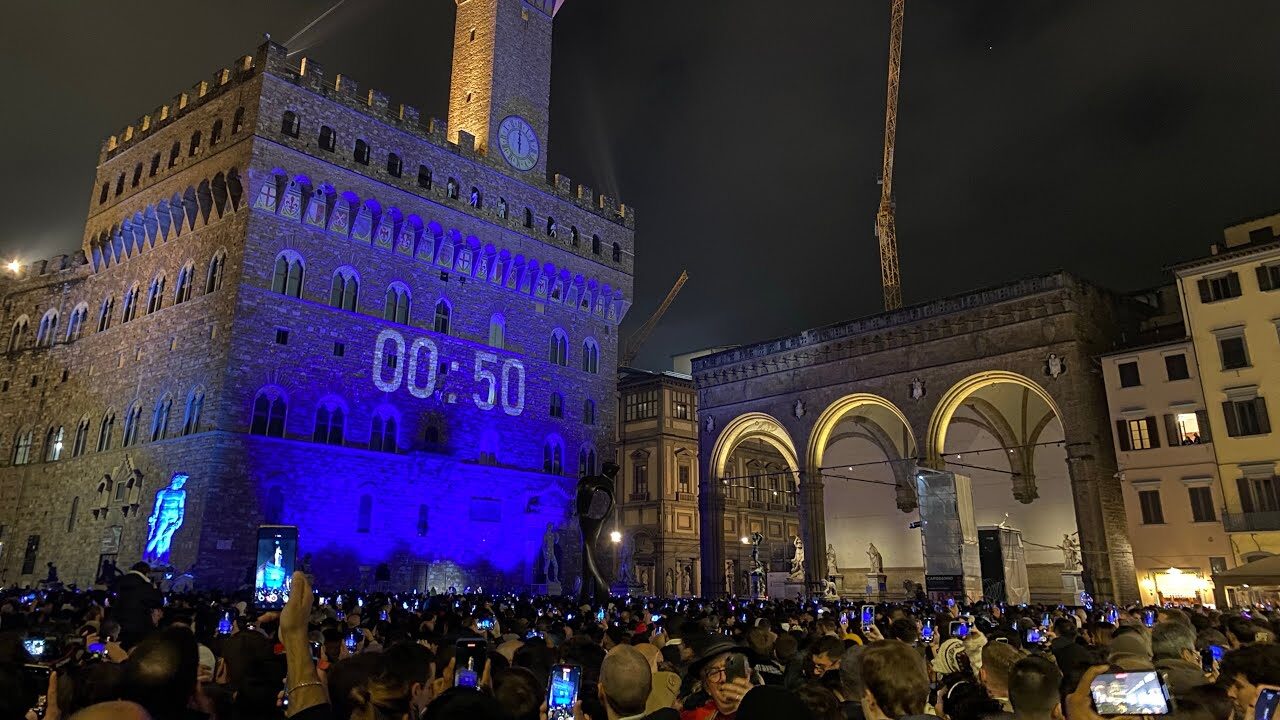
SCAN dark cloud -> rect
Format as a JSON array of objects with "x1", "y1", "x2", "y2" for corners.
[{"x1": 2, "y1": 2, "x2": 1278, "y2": 369}]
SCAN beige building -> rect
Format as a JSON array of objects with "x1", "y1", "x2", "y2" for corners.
[
  {"x1": 1101, "y1": 287, "x2": 1226, "y2": 605},
  {"x1": 1172, "y1": 213, "x2": 1280, "y2": 568},
  {"x1": 614, "y1": 365, "x2": 798, "y2": 597}
]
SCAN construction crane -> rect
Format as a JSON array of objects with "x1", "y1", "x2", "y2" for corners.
[
  {"x1": 875, "y1": 0, "x2": 905, "y2": 311},
  {"x1": 620, "y1": 270, "x2": 688, "y2": 368}
]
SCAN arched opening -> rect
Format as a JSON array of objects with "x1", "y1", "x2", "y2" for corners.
[{"x1": 926, "y1": 372, "x2": 1074, "y2": 601}]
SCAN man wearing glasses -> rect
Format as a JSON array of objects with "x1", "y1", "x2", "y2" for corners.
[{"x1": 683, "y1": 640, "x2": 759, "y2": 720}]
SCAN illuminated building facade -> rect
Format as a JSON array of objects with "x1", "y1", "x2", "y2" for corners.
[
  {"x1": 1099, "y1": 285, "x2": 1226, "y2": 606},
  {"x1": 0, "y1": 0, "x2": 634, "y2": 589},
  {"x1": 1172, "y1": 213, "x2": 1279, "y2": 568}
]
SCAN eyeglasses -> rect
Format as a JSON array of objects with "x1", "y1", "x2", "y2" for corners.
[{"x1": 703, "y1": 667, "x2": 728, "y2": 684}]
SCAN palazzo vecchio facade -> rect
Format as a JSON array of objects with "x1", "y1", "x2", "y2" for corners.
[{"x1": 0, "y1": 0, "x2": 634, "y2": 589}]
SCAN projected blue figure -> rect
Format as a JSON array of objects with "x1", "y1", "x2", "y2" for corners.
[
  {"x1": 143, "y1": 473, "x2": 188, "y2": 566},
  {"x1": 256, "y1": 543, "x2": 287, "y2": 592}
]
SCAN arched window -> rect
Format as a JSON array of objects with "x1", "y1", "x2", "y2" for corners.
[
  {"x1": 99, "y1": 182, "x2": 109, "y2": 204},
  {"x1": 578, "y1": 446, "x2": 598, "y2": 477},
  {"x1": 206, "y1": 250, "x2": 227, "y2": 293},
  {"x1": 114, "y1": 172, "x2": 124, "y2": 196},
  {"x1": 265, "y1": 486, "x2": 285, "y2": 525},
  {"x1": 357, "y1": 494, "x2": 372, "y2": 533},
  {"x1": 546, "y1": 216, "x2": 557, "y2": 237},
  {"x1": 250, "y1": 388, "x2": 287, "y2": 438},
  {"x1": 97, "y1": 411, "x2": 115, "y2": 452},
  {"x1": 146, "y1": 275, "x2": 166, "y2": 314},
  {"x1": 433, "y1": 300, "x2": 451, "y2": 335},
  {"x1": 354, "y1": 138, "x2": 370, "y2": 164},
  {"x1": 549, "y1": 393, "x2": 564, "y2": 419},
  {"x1": 232, "y1": 107, "x2": 245, "y2": 134},
  {"x1": 168, "y1": 141, "x2": 180, "y2": 168},
  {"x1": 121, "y1": 403, "x2": 143, "y2": 447},
  {"x1": 447, "y1": 178, "x2": 460, "y2": 200},
  {"x1": 66, "y1": 304, "x2": 88, "y2": 342},
  {"x1": 271, "y1": 252, "x2": 304, "y2": 298},
  {"x1": 36, "y1": 310, "x2": 58, "y2": 348},
  {"x1": 612, "y1": 242, "x2": 622, "y2": 263},
  {"x1": 469, "y1": 187, "x2": 482, "y2": 208},
  {"x1": 383, "y1": 284, "x2": 410, "y2": 324},
  {"x1": 329, "y1": 268, "x2": 359, "y2": 311},
  {"x1": 488, "y1": 314, "x2": 505, "y2": 348},
  {"x1": 549, "y1": 329, "x2": 568, "y2": 366},
  {"x1": 67, "y1": 496, "x2": 79, "y2": 532},
  {"x1": 570, "y1": 226, "x2": 580, "y2": 247},
  {"x1": 210, "y1": 119, "x2": 223, "y2": 146},
  {"x1": 182, "y1": 388, "x2": 204, "y2": 436},
  {"x1": 582, "y1": 338, "x2": 600, "y2": 374},
  {"x1": 149, "y1": 153, "x2": 160, "y2": 177},
  {"x1": 121, "y1": 285, "x2": 140, "y2": 322},
  {"x1": 44, "y1": 426, "x2": 64, "y2": 462},
  {"x1": 543, "y1": 438, "x2": 563, "y2": 475},
  {"x1": 151, "y1": 395, "x2": 172, "y2": 441},
  {"x1": 417, "y1": 505, "x2": 429, "y2": 536},
  {"x1": 417, "y1": 165, "x2": 432, "y2": 189},
  {"x1": 312, "y1": 399, "x2": 345, "y2": 445},
  {"x1": 174, "y1": 263, "x2": 195, "y2": 304},
  {"x1": 386, "y1": 152, "x2": 403, "y2": 177},
  {"x1": 131, "y1": 163, "x2": 143, "y2": 188},
  {"x1": 97, "y1": 296, "x2": 114, "y2": 332},
  {"x1": 370, "y1": 411, "x2": 398, "y2": 453},
  {"x1": 591, "y1": 234, "x2": 602, "y2": 255},
  {"x1": 523, "y1": 207, "x2": 534, "y2": 228},
  {"x1": 7, "y1": 316, "x2": 28, "y2": 352},
  {"x1": 318, "y1": 125, "x2": 336, "y2": 151},
  {"x1": 12, "y1": 429, "x2": 33, "y2": 465},
  {"x1": 583, "y1": 398, "x2": 596, "y2": 425},
  {"x1": 281, "y1": 110, "x2": 300, "y2": 138},
  {"x1": 188, "y1": 130, "x2": 201, "y2": 156},
  {"x1": 72, "y1": 416, "x2": 90, "y2": 457}
]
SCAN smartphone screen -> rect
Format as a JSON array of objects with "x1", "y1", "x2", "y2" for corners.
[
  {"x1": 455, "y1": 638, "x2": 487, "y2": 688},
  {"x1": 1089, "y1": 671, "x2": 1171, "y2": 716},
  {"x1": 949, "y1": 621, "x2": 968, "y2": 638},
  {"x1": 1106, "y1": 608, "x2": 1119, "y2": 624},
  {"x1": 1257, "y1": 688, "x2": 1280, "y2": 720},
  {"x1": 547, "y1": 664, "x2": 582, "y2": 720},
  {"x1": 254, "y1": 525, "x2": 298, "y2": 610},
  {"x1": 921, "y1": 623, "x2": 934, "y2": 641},
  {"x1": 861, "y1": 605, "x2": 875, "y2": 626},
  {"x1": 217, "y1": 610, "x2": 234, "y2": 636},
  {"x1": 1041, "y1": 613, "x2": 1051, "y2": 628},
  {"x1": 1027, "y1": 628, "x2": 1043, "y2": 644},
  {"x1": 1143, "y1": 610, "x2": 1155, "y2": 628},
  {"x1": 345, "y1": 631, "x2": 359, "y2": 652}
]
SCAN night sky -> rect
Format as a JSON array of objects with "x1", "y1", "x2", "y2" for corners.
[{"x1": 3, "y1": 2, "x2": 1278, "y2": 369}]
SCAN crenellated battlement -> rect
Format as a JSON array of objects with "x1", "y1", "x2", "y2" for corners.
[
  {"x1": 101, "y1": 41, "x2": 635, "y2": 230},
  {"x1": 2, "y1": 251, "x2": 89, "y2": 287}
]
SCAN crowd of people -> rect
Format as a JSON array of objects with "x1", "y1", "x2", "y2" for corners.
[{"x1": 2, "y1": 562, "x2": 1279, "y2": 720}]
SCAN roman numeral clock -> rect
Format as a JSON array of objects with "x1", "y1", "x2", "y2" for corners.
[{"x1": 498, "y1": 115, "x2": 540, "y2": 172}]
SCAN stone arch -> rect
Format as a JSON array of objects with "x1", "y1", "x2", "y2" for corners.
[
  {"x1": 708, "y1": 412, "x2": 800, "y2": 480},
  {"x1": 926, "y1": 371, "x2": 1064, "y2": 467},
  {"x1": 806, "y1": 394, "x2": 919, "y2": 512}
]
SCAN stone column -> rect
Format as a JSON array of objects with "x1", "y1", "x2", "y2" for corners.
[
  {"x1": 699, "y1": 472, "x2": 726, "y2": 598},
  {"x1": 1066, "y1": 441, "x2": 1139, "y2": 603},
  {"x1": 798, "y1": 469, "x2": 828, "y2": 593}
]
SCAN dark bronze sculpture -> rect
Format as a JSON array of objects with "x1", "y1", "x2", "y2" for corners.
[{"x1": 576, "y1": 461, "x2": 619, "y2": 606}]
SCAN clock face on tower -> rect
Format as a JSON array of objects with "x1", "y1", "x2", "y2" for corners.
[{"x1": 497, "y1": 115, "x2": 540, "y2": 172}]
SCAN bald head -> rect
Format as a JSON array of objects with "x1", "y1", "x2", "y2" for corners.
[
  {"x1": 601, "y1": 645, "x2": 652, "y2": 717},
  {"x1": 71, "y1": 701, "x2": 152, "y2": 720}
]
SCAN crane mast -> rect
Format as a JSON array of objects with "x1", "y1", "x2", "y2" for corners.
[
  {"x1": 620, "y1": 270, "x2": 689, "y2": 368},
  {"x1": 876, "y1": 0, "x2": 905, "y2": 311}
]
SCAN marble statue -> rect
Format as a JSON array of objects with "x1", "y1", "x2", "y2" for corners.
[
  {"x1": 724, "y1": 560, "x2": 735, "y2": 595},
  {"x1": 867, "y1": 543, "x2": 883, "y2": 574},
  {"x1": 541, "y1": 523, "x2": 559, "y2": 583},
  {"x1": 822, "y1": 578, "x2": 838, "y2": 600},
  {"x1": 1062, "y1": 533, "x2": 1081, "y2": 571},
  {"x1": 665, "y1": 568, "x2": 676, "y2": 597},
  {"x1": 826, "y1": 544, "x2": 839, "y2": 575},
  {"x1": 143, "y1": 473, "x2": 188, "y2": 566},
  {"x1": 255, "y1": 542, "x2": 288, "y2": 593},
  {"x1": 469, "y1": 188, "x2": 480, "y2": 207},
  {"x1": 548, "y1": 219, "x2": 558, "y2": 238},
  {"x1": 1046, "y1": 353, "x2": 1067, "y2": 378},
  {"x1": 680, "y1": 562, "x2": 692, "y2": 596},
  {"x1": 638, "y1": 566, "x2": 650, "y2": 594},
  {"x1": 496, "y1": 197, "x2": 508, "y2": 220},
  {"x1": 789, "y1": 536, "x2": 805, "y2": 581}
]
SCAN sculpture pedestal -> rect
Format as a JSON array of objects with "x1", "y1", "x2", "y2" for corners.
[
  {"x1": 865, "y1": 573, "x2": 887, "y2": 600},
  {"x1": 832, "y1": 574, "x2": 846, "y2": 593},
  {"x1": 766, "y1": 572, "x2": 790, "y2": 599},
  {"x1": 1061, "y1": 571, "x2": 1084, "y2": 605},
  {"x1": 532, "y1": 582, "x2": 562, "y2": 597}
]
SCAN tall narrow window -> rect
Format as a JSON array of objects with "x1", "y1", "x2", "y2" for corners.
[
  {"x1": 12, "y1": 429, "x2": 33, "y2": 465},
  {"x1": 131, "y1": 163, "x2": 143, "y2": 187},
  {"x1": 151, "y1": 396, "x2": 172, "y2": 441},
  {"x1": 543, "y1": 440, "x2": 563, "y2": 475},
  {"x1": 313, "y1": 402, "x2": 345, "y2": 445},
  {"x1": 370, "y1": 413, "x2": 398, "y2": 453},
  {"x1": 386, "y1": 152, "x2": 403, "y2": 177},
  {"x1": 1188, "y1": 486, "x2": 1216, "y2": 523},
  {"x1": 232, "y1": 107, "x2": 245, "y2": 134},
  {"x1": 318, "y1": 126, "x2": 336, "y2": 151},
  {"x1": 549, "y1": 330, "x2": 568, "y2": 366},
  {"x1": 146, "y1": 275, "x2": 165, "y2": 314},
  {"x1": 182, "y1": 389, "x2": 204, "y2": 436},
  {"x1": 188, "y1": 131, "x2": 201, "y2": 156},
  {"x1": 149, "y1": 153, "x2": 161, "y2": 177},
  {"x1": 271, "y1": 253, "x2": 304, "y2": 298},
  {"x1": 570, "y1": 226, "x2": 580, "y2": 247},
  {"x1": 578, "y1": 447, "x2": 597, "y2": 477},
  {"x1": 206, "y1": 251, "x2": 227, "y2": 293},
  {"x1": 115, "y1": 172, "x2": 125, "y2": 196},
  {"x1": 488, "y1": 314, "x2": 505, "y2": 348},
  {"x1": 417, "y1": 165, "x2": 432, "y2": 189},
  {"x1": 67, "y1": 497, "x2": 79, "y2": 533},
  {"x1": 210, "y1": 119, "x2": 223, "y2": 146},
  {"x1": 168, "y1": 141, "x2": 180, "y2": 168},
  {"x1": 549, "y1": 393, "x2": 564, "y2": 419},
  {"x1": 44, "y1": 427, "x2": 64, "y2": 462},
  {"x1": 1138, "y1": 489, "x2": 1165, "y2": 524},
  {"x1": 281, "y1": 110, "x2": 300, "y2": 138},
  {"x1": 433, "y1": 300, "x2": 451, "y2": 335},
  {"x1": 66, "y1": 306, "x2": 87, "y2": 342},
  {"x1": 329, "y1": 269, "x2": 359, "y2": 311},
  {"x1": 523, "y1": 207, "x2": 533, "y2": 228},
  {"x1": 97, "y1": 297, "x2": 114, "y2": 332},
  {"x1": 8, "y1": 317, "x2": 28, "y2": 351},
  {"x1": 72, "y1": 417, "x2": 90, "y2": 457},
  {"x1": 250, "y1": 390, "x2": 287, "y2": 438},
  {"x1": 612, "y1": 242, "x2": 622, "y2": 263},
  {"x1": 99, "y1": 182, "x2": 109, "y2": 204},
  {"x1": 357, "y1": 494, "x2": 372, "y2": 533},
  {"x1": 591, "y1": 235, "x2": 601, "y2": 255},
  {"x1": 97, "y1": 412, "x2": 115, "y2": 451},
  {"x1": 174, "y1": 264, "x2": 194, "y2": 304},
  {"x1": 582, "y1": 339, "x2": 599, "y2": 374},
  {"x1": 583, "y1": 399, "x2": 596, "y2": 425},
  {"x1": 383, "y1": 285, "x2": 410, "y2": 324},
  {"x1": 634, "y1": 464, "x2": 649, "y2": 499},
  {"x1": 35, "y1": 311, "x2": 58, "y2": 348},
  {"x1": 354, "y1": 138, "x2": 370, "y2": 164},
  {"x1": 121, "y1": 403, "x2": 143, "y2": 447}
]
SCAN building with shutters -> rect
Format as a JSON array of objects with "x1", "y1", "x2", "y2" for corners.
[{"x1": 1170, "y1": 212, "x2": 1279, "y2": 568}]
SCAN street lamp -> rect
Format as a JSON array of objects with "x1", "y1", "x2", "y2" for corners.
[
  {"x1": 6, "y1": 260, "x2": 18, "y2": 274},
  {"x1": 610, "y1": 531, "x2": 621, "y2": 543}
]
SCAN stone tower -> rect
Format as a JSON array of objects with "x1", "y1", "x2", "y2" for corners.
[{"x1": 448, "y1": 0, "x2": 563, "y2": 178}]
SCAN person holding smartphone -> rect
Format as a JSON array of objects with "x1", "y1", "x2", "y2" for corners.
[{"x1": 687, "y1": 640, "x2": 759, "y2": 719}]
